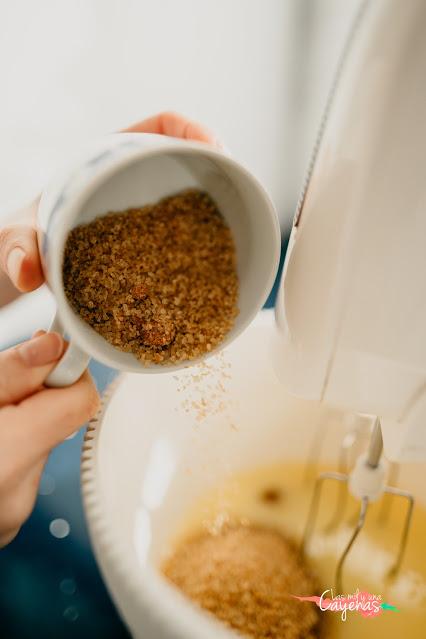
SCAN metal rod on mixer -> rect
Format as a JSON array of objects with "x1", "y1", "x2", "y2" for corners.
[
  {"x1": 377, "y1": 463, "x2": 400, "y2": 524},
  {"x1": 345, "y1": 417, "x2": 384, "y2": 528},
  {"x1": 366, "y1": 417, "x2": 383, "y2": 468},
  {"x1": 301, "y1": 471, "x2": 348, "y2": 553},
  {"x1": 335, "y1": 496, "x2": 369, "y2": 594},
  {"x1": 323, "y1": 445, "x2": 351, "y2": 533},
  {"x1": 384, "y1": 486, "x2": 415, "y2": 579},
  {"x1": 324, "y1": 429, "x2": 358, "y2": 533}
]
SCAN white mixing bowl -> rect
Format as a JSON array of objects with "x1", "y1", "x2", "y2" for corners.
[{"x1": 81, "y1": 310, "x2": 423, "y2": 638}]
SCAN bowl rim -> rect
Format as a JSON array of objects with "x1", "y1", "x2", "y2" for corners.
[{"x1": 81, "y1": 373, "x2": 236, "y2": 639}]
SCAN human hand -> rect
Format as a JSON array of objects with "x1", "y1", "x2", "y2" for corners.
[
  {"x1": 0, "y1": 112, "x2": 217, "y2": 546},
  {"x1": 0, "y1": 331, "x2": 99, "y2": 547},
  {"x1": 0, "y1": 112, "x2": 220, "y2": 296}
]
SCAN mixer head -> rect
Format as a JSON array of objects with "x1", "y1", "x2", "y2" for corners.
[
  {"x1": 271, "y1": 0, "x2": 426, "y2": 594},
  {"x1": 273, "y1": 0, "x2": 426, "y2": 463}
]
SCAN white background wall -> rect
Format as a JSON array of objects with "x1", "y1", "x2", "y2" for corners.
[{"x1": 0, "y1": 0, "x2": 360, "y2": 227}]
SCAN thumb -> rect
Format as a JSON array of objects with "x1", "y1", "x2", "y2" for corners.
[
  {"x1": 0, "y1": 332, "x2": 65, "y2": 406},
  {"x1": 0, "y1": 224, "x2": 44, "y2": 292}
]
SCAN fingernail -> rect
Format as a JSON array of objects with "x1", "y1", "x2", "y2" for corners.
[
  {"x1": 18, "y1": 332, "x2": 64, "y2": 367},
  {"x1": 32, "y1": 329, "x2": 46, "y2": 338},
  {"x1": 6, "y1": 247, "x2": 26, "y2": 284}
]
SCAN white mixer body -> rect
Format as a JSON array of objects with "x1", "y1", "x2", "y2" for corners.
[{"x1": 274, "y1": 0, "x2": 426, "y2": 462}]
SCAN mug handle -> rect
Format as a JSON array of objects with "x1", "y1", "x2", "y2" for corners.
[{"x1": 45, "y1": 313, "x2": 91, "y2": 388}]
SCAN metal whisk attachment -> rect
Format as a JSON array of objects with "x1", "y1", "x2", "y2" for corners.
[{"x1": 302, "y1": 417, "x2": 414, "y2": 593}]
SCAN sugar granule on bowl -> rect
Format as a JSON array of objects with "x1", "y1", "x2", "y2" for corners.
[
  {"x1": 63, "y1": 189, "x2": 239, "y2": 364},
  {"x1": 174, "y1": 351, "x2": 236, "y2": 425}
]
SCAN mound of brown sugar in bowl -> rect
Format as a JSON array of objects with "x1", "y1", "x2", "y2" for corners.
[
  {"x1": 63, "y1": 189, "x2": 238, "y2": 364},
  {"x1": 162, "y1": 525, "x2": 321, "y2": 639}
]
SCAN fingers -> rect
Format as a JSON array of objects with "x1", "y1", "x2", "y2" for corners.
[
  {"x1": 0, "y1": 455, "x2": 47, "y2": 547},
  {"x1": 4, "y1": 370, "x2": 99, "y2": 461},
  {"x1": 0, "y1": 361, "x2": 97, "y2": 546},
  {"x1": 0, "y1": 223, "x2": 44, "y2": 291},
  {"x1": 0, "y1": 332, "x2": 65, "y2": 407},
  {"x1": 0, "y1": 527, "x2": 20, "y2": 548},
  {"x1": 123, "y1": 111, "x2": 222, "y2": 148}
]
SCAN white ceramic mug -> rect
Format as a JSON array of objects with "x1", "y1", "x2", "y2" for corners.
[{"x1": 37, "y1": 133, "x2": 280, "y2": 387}]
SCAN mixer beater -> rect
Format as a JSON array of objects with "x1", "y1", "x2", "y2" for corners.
[{"x1": 302, "y1": 417, "x2": 415, "y2": 594}]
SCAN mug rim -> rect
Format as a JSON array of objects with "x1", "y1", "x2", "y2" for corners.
[{"x1": 41, "y1": 134, "x2": 281, "y2": 373}]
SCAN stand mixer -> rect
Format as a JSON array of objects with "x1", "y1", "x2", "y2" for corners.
[{"x1": 274, "y1": 0, "x2": 426, "y2": 593}]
